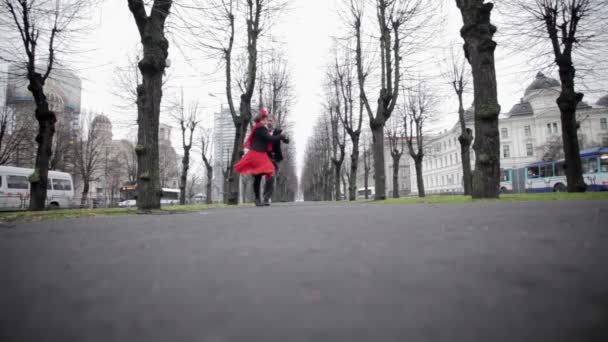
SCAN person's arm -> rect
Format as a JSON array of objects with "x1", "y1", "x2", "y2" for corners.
[{"x1": 257, "y1": 126, "x2": 283, "y2": 143}]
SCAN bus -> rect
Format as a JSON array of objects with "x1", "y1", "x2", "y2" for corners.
[
  {"x1": 118, "y1": 185, "x2": 181, "y2": 207},
  {"x1": 0, "y1": 166, "x2": 74, "y2": 210},
  {"x1": 524, "y1": 147, "x2": 608, "y2": 192},
  {"x1": 500, "y1": 168, "x2": 513, "y2": 193}
]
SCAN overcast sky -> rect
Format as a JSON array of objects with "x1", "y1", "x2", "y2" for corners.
[{"x1": 74, "y1": 0, "x2": 605, "y2": 174}]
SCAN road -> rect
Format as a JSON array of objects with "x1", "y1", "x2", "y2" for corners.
[{"x1": 1, "y1": 200, "x2": 608, "y2": 342}]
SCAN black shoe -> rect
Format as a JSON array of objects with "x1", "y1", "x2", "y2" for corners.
[
  {"x1": 263, "y1": 199, "x2": 271, "y2": 206},
  {"x1": 255, "y1": 199, "x2": 264, "y2": 207}
]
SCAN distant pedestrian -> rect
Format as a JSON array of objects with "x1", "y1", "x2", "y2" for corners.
[{"x1": 234, "y1": 109, "x2": 288, "y2": 206}]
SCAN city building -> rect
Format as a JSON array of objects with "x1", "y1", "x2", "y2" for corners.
[
  {"x1": 407, "y1": 72, "x2": 608, "y2": 195},
  {"x1": 2, "y1": 63, "x2": 82, "y2": 168},
  {"x1": 212, "y1": 106, "x2": 236, "y2": 202},
  {"x1": 159, "y1": 123, "x2": 180, "y2": 189}
]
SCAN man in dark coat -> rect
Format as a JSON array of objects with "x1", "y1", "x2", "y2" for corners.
[{"x1": 263, "y1": 115, "x2": 289, "y2": 206}]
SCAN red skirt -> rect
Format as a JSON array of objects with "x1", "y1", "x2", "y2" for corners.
[{"x1": 234, "y1": 150, "x2": 275, "y2": 178}]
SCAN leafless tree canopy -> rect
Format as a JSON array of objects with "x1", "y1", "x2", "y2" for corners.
[{"x1": 499, "y1": 0, "x2": 608, "y2": 85}]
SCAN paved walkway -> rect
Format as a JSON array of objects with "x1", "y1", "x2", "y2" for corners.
[{"x1": 1, "y1": 200, "x2": 607, "y2": 341}]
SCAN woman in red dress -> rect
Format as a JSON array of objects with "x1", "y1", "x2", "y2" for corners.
[{"x1": 234, "y1": 110, "x2": 287, "y2": 206}]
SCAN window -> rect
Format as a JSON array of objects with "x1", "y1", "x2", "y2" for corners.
[
  {"x1": 527, "y1": 166, "x2": 540, "y2": 179},
  {"x1": 600, "y1": 154, "x2": 608, "y2": 172},
  {"x1": 583, "y1": 157, "x2": 598, "y2": 174},
  {"x1": 500, "y1": 169, "x2": 510, "y2": 182},
  {"x1": 450, "y1": 155, "x2": 453, "y2": 165},
  {"x1": 503, "y1": 145, "x2": 511, "y2": 158},
  {"x1": 547, "y1": 122, "x2": 559, "y2": 135},
  {"x1": 51, "y1": 179, "x2": 72, "y2": 191},
  {"x1": 540, "y1": 164, "x2": 554, "y2": 178},
  {"x1": 0, "y1": 175, "x2": 3, "y2": 188},
  {"x1": 7, "y1": 175, "x2": 29, "y2": 189},
  {"x1": 524, "y1": 125, "x2": 531, "y2": 137},
  {"x1": 526, "y1": 143, "x2": 534, "y2": 157},
  {"x1": 601, "y1": 118, "x2": 608, "y2": 130},
  {"x1": 501, "y1": 127, "x2": 509, "y2": 139},
  {"x1": 555, "y1": 162, "x2": 566, "y2": 176},
  {"x1": 444, "y1": 156, "x2": 448, "y2": 166},
  {"x1": 603, "y1": 137, "x2": 608, "y2": 147}
]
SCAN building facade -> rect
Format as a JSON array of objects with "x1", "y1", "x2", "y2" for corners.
[
  {"x1": 407, "y1": 72, "x2": 608, "y2": 195},
  {"x1": 3, "y1": 63, "x2": 82, "y2": 168},
  {"x1": 212, "y1": 106, "x2": 236, "y2": 202}
]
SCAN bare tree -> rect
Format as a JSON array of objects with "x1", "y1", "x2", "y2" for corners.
[
  {"x1": 386, "y1": 119, "x2": 404, "y2": 198},
  {"x1": 1, "y1": 0, "x2": 89, "y2": 210},
  {"x1": 402, "y1": 82, "x2": 436, "y2": 198},
  {"x1": 119, "y1": 140, "x2": 138, "y2": 184},
  {"x1": 362, "y1": 135, "x2": 372, "y2": 200},
  {"x1": 111, "y1": 48, "x2": 142, "y2": 111},
  {"x1": 442, "y1": 47, "x2": 473, "y2": 195},
  {"x1": 332, "y1": 49, "x2": 363, "y2": 201},
  {"x1": 173, "y1": 90, "x2": 200, "y2": 205},
  {"x1": 0, "y1": 105, "x2": 28, "y2": 165},
  {"x1": 200, "y1": 128, "x2": 214, "y2": 204},
  {"x1": 128, "y1": 0, "x2": 173, "y2": 210},
  {"x1": 348, "y1": 0, "x2": 429, "y2": 200},
  {"x1": 302, "y1": 117, "x2": 333, "y2": 201},
  {"x1": 501, "y1": 0, "x2": 608, "y2": 192},
  {"x1": 72, "y1": 112, "x2": 105, "y2": 207},
  {"x1": 326, "y1": 75, "x2": 347, "y2": 201},
  {"x1": 455, "y1": 0, "x2": 501, "y2": 198}
]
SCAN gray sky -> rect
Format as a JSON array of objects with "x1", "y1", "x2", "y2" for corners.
[{"x1": 76, "y1": 0, "x2": 606, "y2": 174}]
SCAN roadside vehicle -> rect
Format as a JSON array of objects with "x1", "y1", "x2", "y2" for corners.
[
  {"x1": 0, "y1": 166, "x2": 74, "y2": 210},
  {"x1": 500, "y1": 168, "x2": 513, "y2": 193},
  {"x1": 118, "y1": 185, "x2": 180, "y2": 207},
  {"x1": 524, "y1": 147, "x2": 608, "y2": 192},
  {"x1": 357, "y1": 187, "x2": 375, "y2": 199}
]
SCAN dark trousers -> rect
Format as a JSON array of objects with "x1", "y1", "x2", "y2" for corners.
[
  {"x1": 263, "y1": 162, "x2": 279, "y2": 201},
  {"x1": 253, "y1": 174, "x2": 264, "y2": 201}
]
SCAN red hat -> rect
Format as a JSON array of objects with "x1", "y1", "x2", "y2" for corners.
[{"x1": 260, "y1": 109, "x2": 268, "y2": 116}]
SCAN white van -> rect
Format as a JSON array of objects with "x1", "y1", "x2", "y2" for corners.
[
  {"x1": 0, "y1": 166, "x2": 74, "y2": 210},
  {"x1": 357, "y1": 187, "x2": 375, "y2": 199}
]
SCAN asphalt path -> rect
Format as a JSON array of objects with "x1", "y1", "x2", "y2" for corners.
[{"x1": 1, "y1": 200, "x2": 608, "y2": 342}]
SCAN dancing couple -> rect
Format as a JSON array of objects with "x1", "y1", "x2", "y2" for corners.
[{"x1": 234, "y1": 109, "x2": 289, "y2": 207}]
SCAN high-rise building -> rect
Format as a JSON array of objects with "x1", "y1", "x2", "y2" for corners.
[
  {"x1": 3, "y1": 63, "x2": 82, "y2": 168},
  {"x1": 212, "y1": 106, "x2": 236, "y2": 201}
]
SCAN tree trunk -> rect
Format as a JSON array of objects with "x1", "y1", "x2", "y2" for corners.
[
  {"x1": 459, "y1": 131, "x2": 473, "y2": 195},
  {"x1": 392, "y1": 154, "x2": 400, "y2": 198},
  {"x1": 457, "y1": 92, "x2": 473, "y2": 196},
  {"x1": 81, "y1": 181, "x2": 90, "y2": 207},
  {"x1": 130, "y1": 0, "x2": 172, "y2": 210},
  {"x1": 456, "y1": 0, "x2": 501, "y2": 199},
  {"x1": 205, "y1": 167, "x2": 213, "y2": 205},
  {"x1": 28, "y1": 73, "x2": 56, "y2": 211},
  {"x1": 364, "y1": 168, "x2": 370, "y2": 200},
  {"x1": 371, "y1": 124, "x2": 386, "y2": 200},
  {"x1": 349, "y1": 142, "x2": 359, "y2": 201},
  {"x1": 226, "y1": 118, "x2": 248, "y2": 205},
  {"x1": 555, "y1": 58, "x2": 586, "y2": 192},
  {"x1": 333, "y1": 161, "x2": 342, "y2": 201},
  {"x1": 179, "y1": 147, "x2": 190, "y2": 205},
  {"x1": 415, "y1": 158, "x2": 425, "y2": 198}
]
